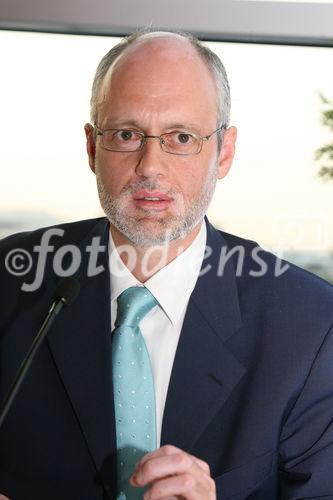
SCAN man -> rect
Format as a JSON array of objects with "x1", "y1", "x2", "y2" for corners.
[{"x1": 0, "y1": 30, "x2": 333, "y2": 499}]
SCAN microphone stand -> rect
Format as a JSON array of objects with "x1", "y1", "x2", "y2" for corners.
[{"x1": 0, "y1": 278, "x2": 80, "y2": 429}]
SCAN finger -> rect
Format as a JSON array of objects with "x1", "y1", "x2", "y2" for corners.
[
  {"x1": 0, "y1": 495, "x2": 10, "y2": 500},
  {"x1": 131, "y1": 452, "x2": 194, "y2": 487},
  {"x1": 143, "y1": 473, "x2": 196, "y2": 500},
  {"x1": 192, "y1": 456, "x2": 211, "y2": 475},
  {"x1": 138, "y1": 445, "x2": 210, "y2": 475},
  {"x1": 138, "y1": 444, "x2": 183, "y2": 467}
]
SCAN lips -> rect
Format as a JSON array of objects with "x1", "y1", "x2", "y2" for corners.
[
  {"x1": 132, "y1": 190, "x2": 173, "y2": 211},
  {"x1": 133, "y1": 190, "x2": 173, "y2": 202}
]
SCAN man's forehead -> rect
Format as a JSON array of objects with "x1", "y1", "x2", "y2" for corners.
[
  {"x1": 100, "y1": 34, "x2": 210, "y2": 97},
  {"x1": 95, "y1": 33, "x2": 219, "y2": 126}
]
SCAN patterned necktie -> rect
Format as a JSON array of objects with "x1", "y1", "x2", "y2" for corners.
[{"x1": 112, "y1": 286, "x2": 158, "y2": 499}]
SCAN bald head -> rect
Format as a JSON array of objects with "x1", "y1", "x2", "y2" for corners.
[
  {"x1": 97, "y1": 34, "x2": 218, "y2": 128},
  {"x1": 90, "y1": 30, "x2": 231, "y2": 129}
]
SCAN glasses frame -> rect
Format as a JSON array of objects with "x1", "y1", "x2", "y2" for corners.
[{"x1": 94, "y1": 124, "x2": 227, "y2": 156}]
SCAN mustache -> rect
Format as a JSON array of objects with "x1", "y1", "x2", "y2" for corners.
[{"x1": 120, "y1": 179, "x2": 176, "y2": 197}]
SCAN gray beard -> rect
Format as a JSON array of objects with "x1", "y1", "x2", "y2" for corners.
[{"x1": 96, "y1": 167, "x2": 218, "y2": 247}]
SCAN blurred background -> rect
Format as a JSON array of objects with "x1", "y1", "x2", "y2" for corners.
[{"x1": 0, "y1": 0, "x2": 332, "y2": 281}]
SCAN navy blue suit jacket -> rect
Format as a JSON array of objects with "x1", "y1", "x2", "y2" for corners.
[{"x1": 1, "y1": 217, "x2": 333, "y2": 499}]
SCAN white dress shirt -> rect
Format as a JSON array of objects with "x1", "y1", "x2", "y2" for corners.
[{"x1": 109, "y1": 222, "x2": 207, "y2": 446}]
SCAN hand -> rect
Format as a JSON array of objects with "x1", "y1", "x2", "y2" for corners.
[
  {"x1": 130, "y1": 444, "x2": 216, "y2": 499},
  {"x1": 0, "y1": 495, "x2": 9, "y2": 500}
]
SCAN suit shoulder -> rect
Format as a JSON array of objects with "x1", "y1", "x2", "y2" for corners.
[
  {"x1": 217, "y1": 228, "x2": 333, "y2": 305},
  {"x1": 214, "y1": 229, "x2": 333, "y2": 355},
  {"x1": 0, "y1": 217, "x2": 108, "y2": 325},
  {"x1": 0, "y1": 217, "x2": 107, "y2": 254}
]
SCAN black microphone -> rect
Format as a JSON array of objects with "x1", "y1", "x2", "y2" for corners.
[{"x1": 0, "y1": 277, "x2": 80, "y2": 429}]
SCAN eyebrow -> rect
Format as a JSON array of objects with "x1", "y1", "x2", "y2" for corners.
[
  {"x1": 103, "y1": 119, "x2": 142, "y2": 129},
  {"x1": 103, "y1": 119, "x2": 201, "y2": 133},
  {"x1": 167, "y1": 123, "x2": 201, "y2": 132}
]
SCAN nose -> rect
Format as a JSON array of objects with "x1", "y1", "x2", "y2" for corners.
[{"x1": 135, "y1": 136, "x2": 167, "y2": 178}]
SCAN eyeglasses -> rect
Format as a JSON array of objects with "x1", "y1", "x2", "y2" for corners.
[{"x1": 94, "y1": 124, "x2": 226, "y2": 156}]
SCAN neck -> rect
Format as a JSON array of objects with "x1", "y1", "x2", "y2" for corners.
[{"x1": 110, "y1": 222, "x2": 202, "y2": 282}]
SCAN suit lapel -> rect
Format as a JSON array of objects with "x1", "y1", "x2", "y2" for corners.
[
  {"x1": 161, "y1": 220, "x2": 246, "y2": 451},
  {"x1": 47, "y1": 219, "x2": 117, "y2": 495}
]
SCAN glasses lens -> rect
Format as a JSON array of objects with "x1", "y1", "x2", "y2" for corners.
[
  {"x1": 102, "y1": 129, "x2": 143, "y2": 151},
  {"x1": 161, "y1": 132, "x2": 201, "y2": 155}
]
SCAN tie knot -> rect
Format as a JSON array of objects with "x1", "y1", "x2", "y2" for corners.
[{"x1": 116, "y1": 286, "x2": 157, "y2": 328}]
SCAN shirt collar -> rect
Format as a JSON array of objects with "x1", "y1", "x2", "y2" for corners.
[{"x1": 108, "y1": 222, "x2": 207, "y2": 326}]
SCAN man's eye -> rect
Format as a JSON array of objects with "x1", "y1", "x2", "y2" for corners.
[
  {"x1": 176, "y1": 133, "x2": 193, "y2": 144},
  {"x1": 117, "y1": 130, "x2": 134, "y2": 141}
]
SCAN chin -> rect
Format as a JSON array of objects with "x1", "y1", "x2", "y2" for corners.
[{"x1": 117, "y1": 215, "x2": 200, "y2": 248}]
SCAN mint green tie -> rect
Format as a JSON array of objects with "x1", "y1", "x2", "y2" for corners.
[{"x1": 112, "y1": 286, "x2": 158, "y2": 499}]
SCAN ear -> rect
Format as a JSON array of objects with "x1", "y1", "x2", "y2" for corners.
[
  {"x1": 217, "y1": 126, "x2": 237, "y2": 180},
  {"x1": 84, "y1": 123, "x2": 96, "y2": 173}
]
